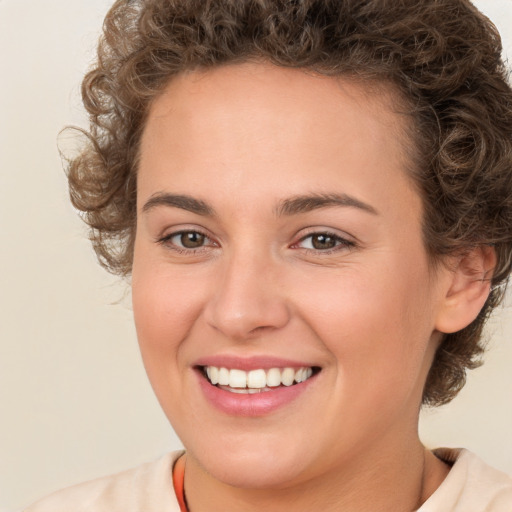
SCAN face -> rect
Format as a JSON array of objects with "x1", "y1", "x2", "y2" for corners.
[{"x1": 132, "y1": 63, "x2": 448, "y2": 489}]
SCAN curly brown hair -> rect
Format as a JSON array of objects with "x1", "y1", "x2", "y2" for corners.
[{"x1": 68, "y1": 0, "x2": 512, "y2": 406}]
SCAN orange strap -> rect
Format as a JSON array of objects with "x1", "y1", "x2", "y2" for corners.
[{"x1": 172, "y1": 454, "x2": 189, "y2": 512}]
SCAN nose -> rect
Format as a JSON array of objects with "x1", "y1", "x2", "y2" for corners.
[{"x1": 203, "y1": 251, "x2": 291, "y2": 341}]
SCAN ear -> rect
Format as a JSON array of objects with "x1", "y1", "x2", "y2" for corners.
[{"x1": 435, "y1": 245, "x2": 496, "y2": 334}]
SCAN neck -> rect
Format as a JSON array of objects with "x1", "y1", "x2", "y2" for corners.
[{"x1": 183, "y1": 434, "x2": 450, "y2": 512}]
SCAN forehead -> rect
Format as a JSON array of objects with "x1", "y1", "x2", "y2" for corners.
[
  {"x1": 141, "y1": 62, "x2": 410, "y2": 156},
  {"x1": 138, "y1": 62, "x2": 417, "y2": 216}
]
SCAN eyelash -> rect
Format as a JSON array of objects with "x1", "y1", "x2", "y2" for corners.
[
  {"x1": 157, "y1": 229, "x2": 355, "y2": 255},
  {"x1": 157, "y1": 230, "x2": 216, "y2": 254},
  {"x1": 293, "y1": 231, "x2": 355, "y2": 254}
]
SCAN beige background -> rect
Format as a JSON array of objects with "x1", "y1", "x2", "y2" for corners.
[{"x1": 0, "y1": 1, "x2": 511, "y2": 510}]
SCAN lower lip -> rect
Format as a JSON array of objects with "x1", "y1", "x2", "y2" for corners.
[{"x1": 196, "y1": 370, "x2": 317, "y2": 417}]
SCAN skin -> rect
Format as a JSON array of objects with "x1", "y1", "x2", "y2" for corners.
[{"x1": 132, "y1": 62, "x2": 490, "y2": 511}]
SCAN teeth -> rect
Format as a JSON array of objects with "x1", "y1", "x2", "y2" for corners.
[
  {"x1": 203, "y1": 365, "x2": 316, "y2": 391},
  {"x1": 281, "y1": 367, "x2": 295, "y2": 386},
  {"x1": 218, "y1": 367, "x2": 230, "y2": 386},
  {"x1": 219, "y1": 386, "x2": 270, "y2": 394},
  {"x1": 266, "y1": 368, "x2": 281, "y2": 387},
  {"x1": 207, "y1": 366, "x2": 219, "y2": 385},
  {"x1": 247, "y1": 369, "x2": 266, "y2": 388},
  {"x1": 229, "y1": 369, "x2": 247, "y2": 388}
]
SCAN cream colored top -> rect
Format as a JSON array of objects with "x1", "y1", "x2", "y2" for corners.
[{"x1": 25, "y1": 448, "x2": 512, "y2": 511}]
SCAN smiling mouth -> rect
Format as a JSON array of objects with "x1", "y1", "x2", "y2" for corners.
[{"x1": 200, "y1": 366, "x2": 320, "y2": 394}]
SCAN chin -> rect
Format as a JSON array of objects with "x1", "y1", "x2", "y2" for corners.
[
  {"x1": 186, "y1": 431, "x2": 317, "y2": 489},
  {"x1": 207, "y1": 454, "x2": 308, "y2": 489}
]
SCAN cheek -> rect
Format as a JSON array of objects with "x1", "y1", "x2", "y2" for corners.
[
  {"x1": 131, "y1": 256, "x2": 206, "y2": 371},
  {"x1": 300, "y1": 264, "x2": 429, "y2": 339},
  {"x1": 296, "y1": 259, "x2": 436, "y2": 391},
  {"x1": 131, "y1": 257, "x2": 213, "y2": 426}
]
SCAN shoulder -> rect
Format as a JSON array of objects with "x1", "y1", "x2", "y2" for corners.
[
  {"x1": 420, "y1": 448, "x2": 512, "y2": 512},
  {"x1": 23, "y1": 451, "x2": 183, "y2": 512}
]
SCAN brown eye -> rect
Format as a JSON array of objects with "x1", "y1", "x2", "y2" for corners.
[
  {"x1": 158, "y1": 229, "x2": 216, "y2": 254},
  {"x1": 179, "y1": 231, "x2": 206, "y2": 249},
  {"x1": 310, "y1": 234, "x2": 337, "y2": 250},
  {"x1": 295, "y1": 232, "x2": 354, "y2": 252}
]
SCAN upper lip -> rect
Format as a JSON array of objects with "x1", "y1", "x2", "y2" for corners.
[{"x1": 193, "y1": 355, "x2": 319, "y2": 371}]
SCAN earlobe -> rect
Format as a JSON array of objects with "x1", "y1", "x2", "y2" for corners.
[{"x1": 434, "y1": 246, "x2": 496, "y2": 334}]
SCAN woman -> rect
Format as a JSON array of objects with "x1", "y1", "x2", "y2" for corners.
[{"x1": 26, "y1": 0, "x2": 512, "y2": 510}]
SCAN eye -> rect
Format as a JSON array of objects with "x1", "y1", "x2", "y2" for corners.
[
  {"x1": 175, "y1": 231, "x2": 206, "y2": 249},
  {"x1": 158, "y1": 230, "x2": 214, "y2": 251},
  {"x1": 295, "y1": 232, "x2": 354, "y2": 252}
]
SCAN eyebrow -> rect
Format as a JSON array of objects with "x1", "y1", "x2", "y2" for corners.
[
  {"x1": 141, "y1": 191, "x2": 378, "y2": 217},
  {"x1": 142, "y1": 193, "x2": 215, "y2": 216},
  {"x1": 275, "y1": 193, "x2": 378, "y2": 216}
]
